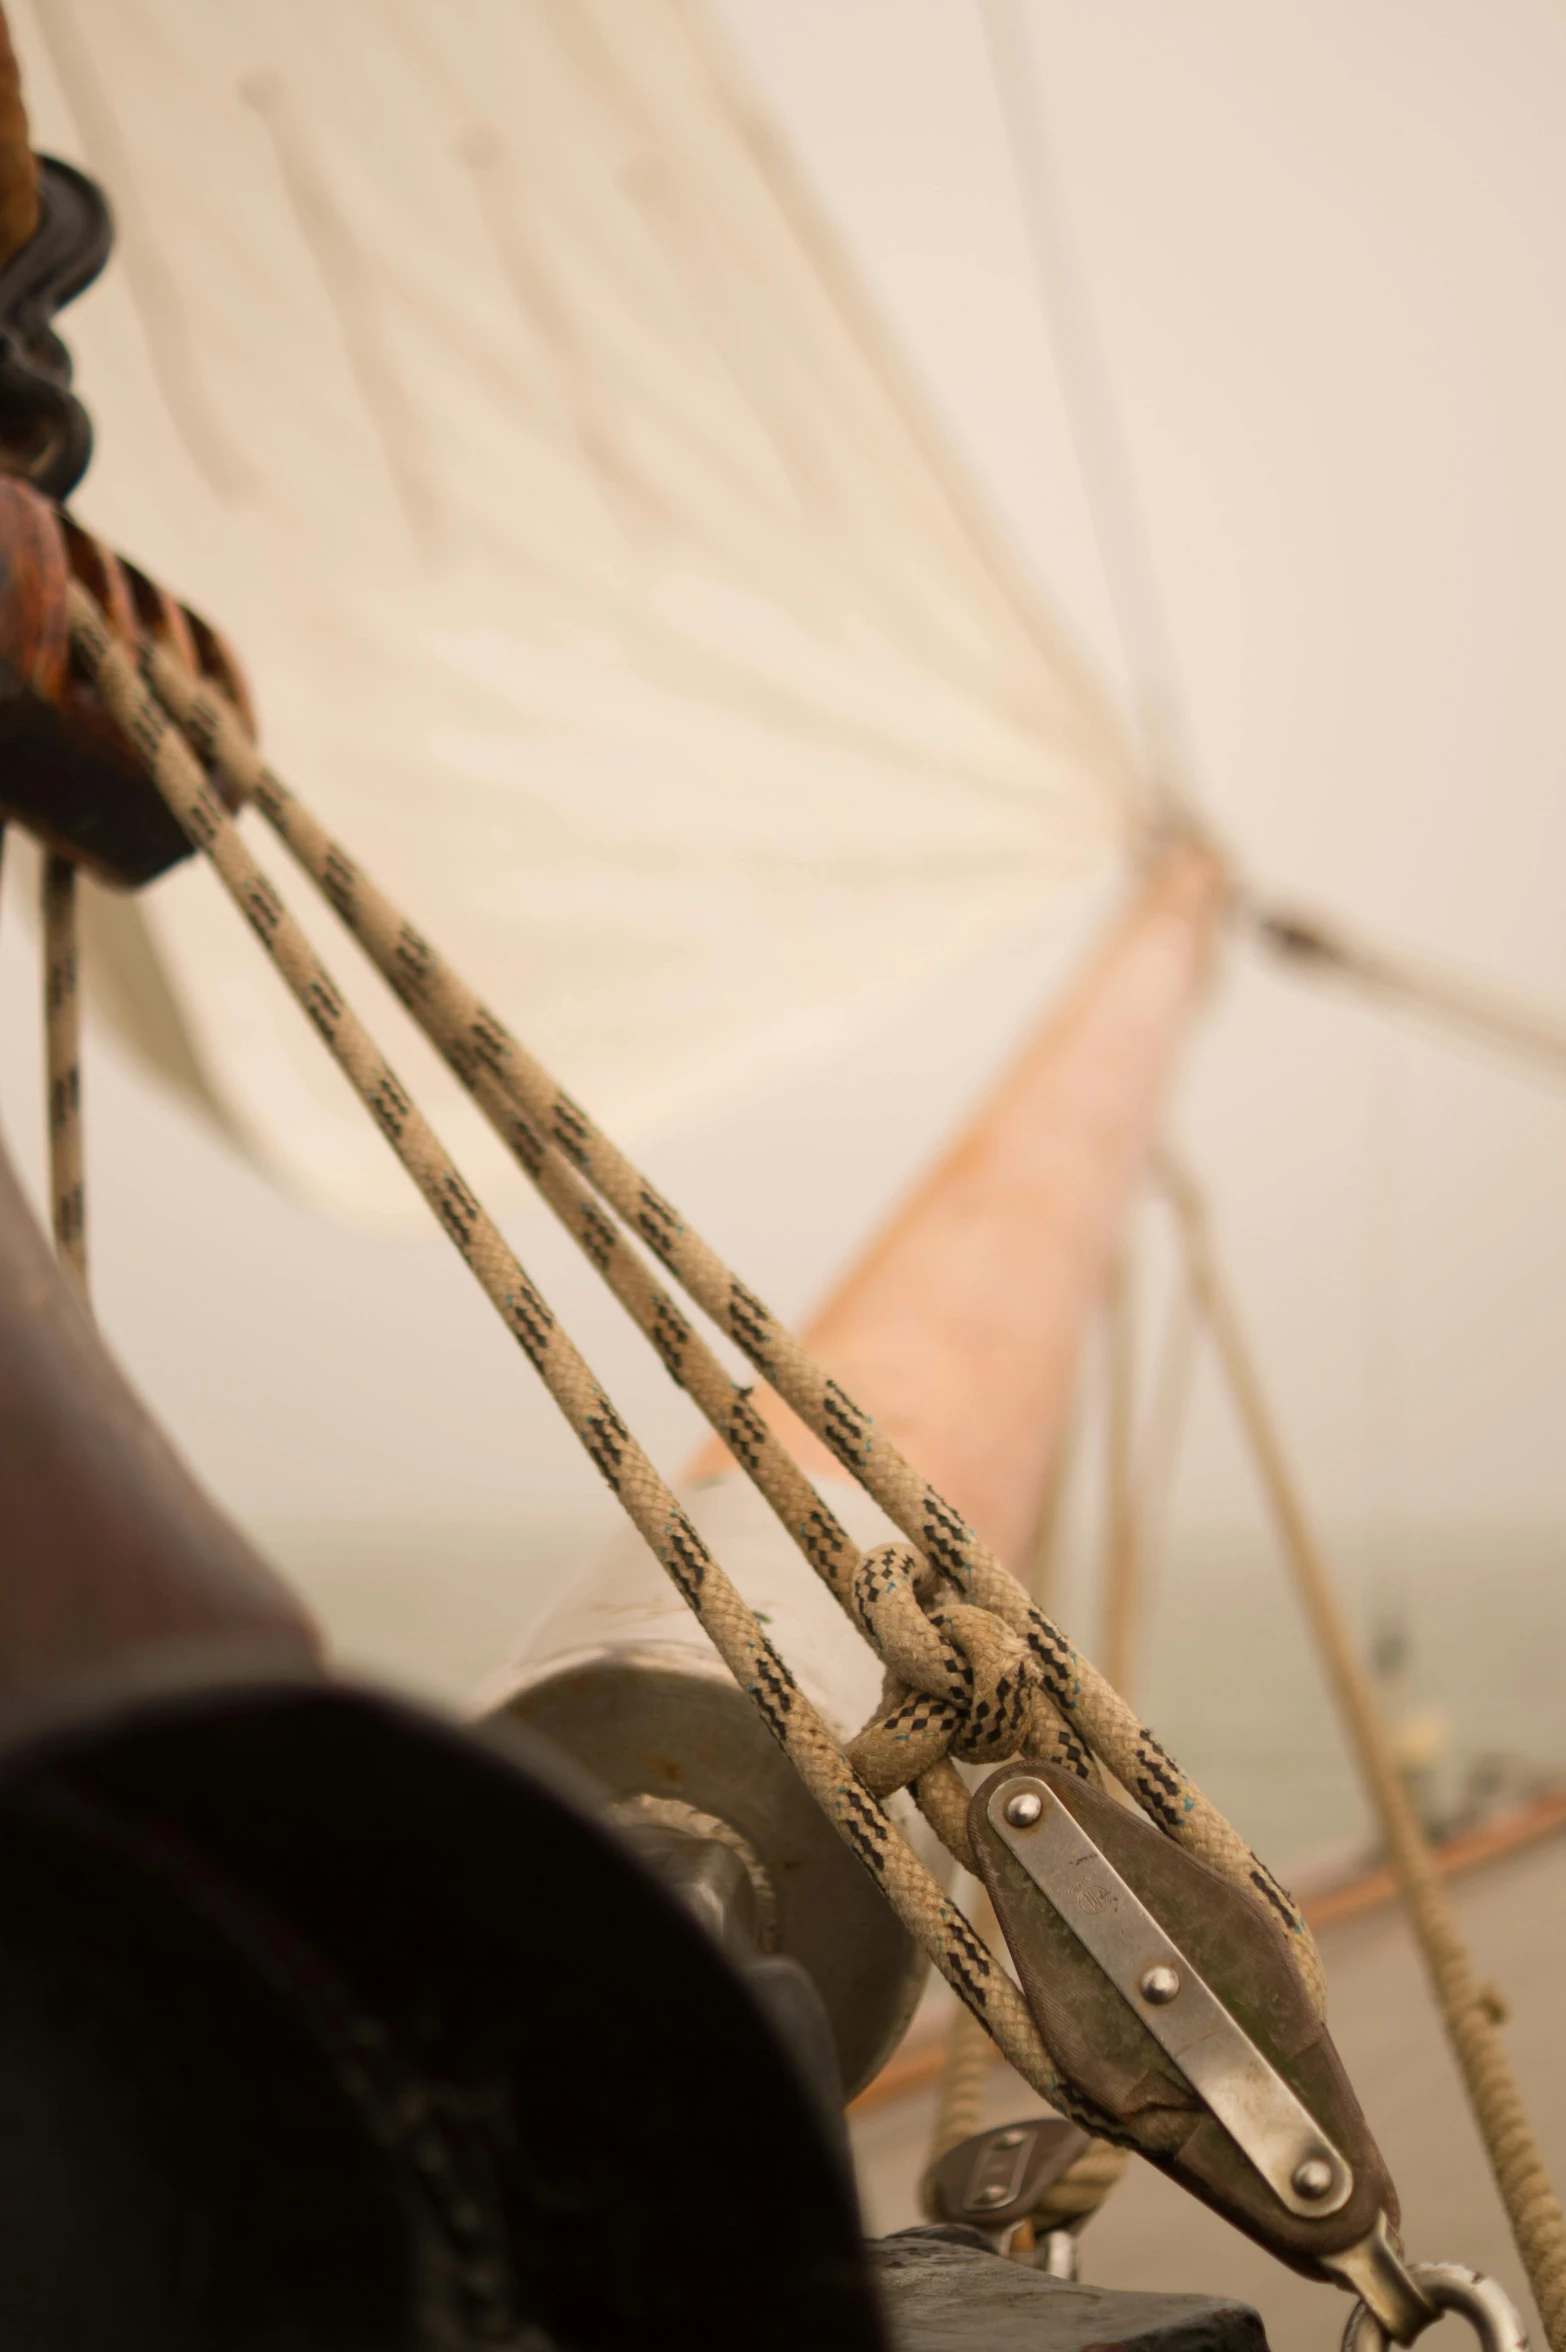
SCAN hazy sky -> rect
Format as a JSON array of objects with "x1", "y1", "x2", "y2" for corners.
[{"x1": 3, "y1": 0, "x2": 1565, "y2": 1689}]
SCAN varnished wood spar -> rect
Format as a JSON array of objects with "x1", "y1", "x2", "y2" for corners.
[
  {"x1": 0, "y1": 1118, "x2": 317, "y2": 1692},
  {"x1": 693, "y1": 844, "x2": 1226, "y2": 1569}
]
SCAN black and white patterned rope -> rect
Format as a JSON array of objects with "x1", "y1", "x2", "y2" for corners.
[
  {"x1": 65, "y1": 578, "x2": 1099, "y2": 2122},
  {"x1": 133, "y1": 622, "x2": 1323, "y2": 2018}
]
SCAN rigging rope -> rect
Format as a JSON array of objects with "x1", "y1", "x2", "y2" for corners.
[
  {"x1": 68, "y1": 576, "x2": 1341, "y2": 2172},
  {"x1": 1159, "y1": 1155, "x2": 1566, "y2": 2352},
  {"x1": 40, "y1": 852, "x2": 87, "y2": 1304},
  {"x1": 133, "y1": 612, "x2": 1326, "y2": 2013},
  {"x1": 66, "y1": 576, "x2": 1082, "y2": 2118},
  {"x1": 922, "y1": 1874, "x2": 1130, "y2": 2240},
  {"x1": 929, "y1": 1971, "x2": 996, "y2": 2166},
  {"x1": 925, "y1": 1237, "x2": 1194, "y2": 2232},
  {"x1": 1133, "y1": 1256, "x2": 1199, "y2": 1569},
  {"x1": 1251, "y1": 903, "x2": 1566, "y2": 1086},
  {"x1": 1023, "y1": 1367, "x2": 1075, "y2": 1612},
  {"x1": 1099, "y1": 1252, "x2": 1139, "y2": 1698}
]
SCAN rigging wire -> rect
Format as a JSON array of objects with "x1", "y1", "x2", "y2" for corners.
[
  {"x1": 1098, "y1": 1248, "x2": 1139, "y2": 1697},
  {"x1": 977, "y1": 0, "x2": 1198, "y2": 835},
  {"x1": 983, "y1": 3, "x2": 1566, "y2": 1085},
  {"x1": 1250, "y1": 902, "x2": 1566, "y2": 1086},
  {"x1": 1100, "y1": 1232, "x2": 1200, "y2": 1706},
  {"x1": 1159, "y1": 1151, "x2": 1566, "y2": 2351}
]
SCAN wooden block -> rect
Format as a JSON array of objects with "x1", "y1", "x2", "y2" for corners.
[{"x1": 0, "y1": 479, "x2": 251, "y2": 887}]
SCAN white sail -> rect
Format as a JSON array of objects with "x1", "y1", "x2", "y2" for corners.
[{"x1": 3, "y1": 0, "x2": 1132, "y2": 1221}]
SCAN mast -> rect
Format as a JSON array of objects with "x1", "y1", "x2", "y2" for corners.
[{"x1": 693, "y1": 841, "x2": 1224, "y2": 1570}]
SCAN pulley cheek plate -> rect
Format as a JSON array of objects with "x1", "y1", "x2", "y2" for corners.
[
  {"x1": 968, "y1": 1761, "x2": 1399, "y2": 2280},
  {"x1": 0, "y1": 477, "x2": 249, "y2": 888}
]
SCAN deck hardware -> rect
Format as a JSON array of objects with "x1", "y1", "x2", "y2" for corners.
[
  {"x1": 1321, "y1": 2218, "x2": 1441, "y2": 2345},
  {"x1": 986, "y1": 1774, "x2": 1354, "y2": 2221},
  {"x1": 1341, "y1": 2261, "x2": 1528, "y2": 2352},
  {"x1": 923, "y1": 2116, "x2": 1093, "y2": 2241},
  {"x1": 1003, "y1": 1787, "x2": 1044, "y2": 1828},
  {"x1": 0, "y1": 485, "x2": 251, "y2": 885}
]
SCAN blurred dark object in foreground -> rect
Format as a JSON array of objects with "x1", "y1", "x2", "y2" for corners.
[
  {"x1": 0, "y1": 1665, "x2": 881, "y2": 2350},
  {"x1": 0, "y1": 1118, "x2": 1270, "y2": 2349}
]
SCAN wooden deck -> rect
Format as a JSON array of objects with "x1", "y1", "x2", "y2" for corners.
[{"x1": 849, "y1": 1827, "x2": 1566, "y2": 2352}]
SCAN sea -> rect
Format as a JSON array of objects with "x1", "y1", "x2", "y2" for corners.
[{"x1": 258, "y1": 1514, "x2": 1566, "y2": 1881}]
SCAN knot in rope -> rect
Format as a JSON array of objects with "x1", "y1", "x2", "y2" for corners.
[{"x1": 846, "y1": 1542, "x2": 1040, "y2": 1794}]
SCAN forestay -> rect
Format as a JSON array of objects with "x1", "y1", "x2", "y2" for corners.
[{"x1": 5, "y1": 0, "x2": 1133, "y2": 1220}]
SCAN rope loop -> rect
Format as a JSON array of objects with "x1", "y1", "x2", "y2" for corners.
[
  {"x1": 851, "y1": 1543, "x2": 966, "y2": 1707},
  {"x1": 936, "y1": 1599, "x2": 1037, "y2": 1766},
  {"x1": 846, "y1": 1540, "x2": 1048, "y2": 1794}
]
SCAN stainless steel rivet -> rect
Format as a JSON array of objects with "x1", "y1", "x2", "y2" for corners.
[
  {"x1": 992, "y1": 2129, "x2": 1026, "y2": 2150},
  {"x1": 1292, "y1": 2156, "x2": 1336, "y2": 2201},
  {"x1": 1003, "y1": 1787, "x2": 1045, "y2": 1828},
  {"x1": 972, "y1": 2182, "x2": 1010, "y2": 2207},
  {"x1": 1138, "y1": 1963, "x2": 1181, "y2": 2006}
]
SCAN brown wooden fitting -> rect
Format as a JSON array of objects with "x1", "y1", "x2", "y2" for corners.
[
  {"x1": 60, "y1": 508, "x2": 138, "y2": 642},
  {"x1": 120, "y1": 542, "x2": 256, "y2": 735},
  {"x1": 0, "y1": 480, "x2": 252, "y2": 886},
  {"x1": 184, "y1": 602, "x2": 256, "y2": 738},
  {"x1": 121, "y1": 551, "x2": 199, "y2": 678}
]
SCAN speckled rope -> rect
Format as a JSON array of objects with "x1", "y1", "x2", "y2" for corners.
[
  {"x1": 137, "y1": 639, "x2": 1101, "y2": 1832},
  {"x1": 923, "y1": 1879, "x2": 1130, "y2": 2239},
  {"x1": 137, "y1": 628, "x2": 1323, "y2": 2018},
  {"x1": 844, "y1": 1540, "x2": 1096, "y2": 1809},
  {"x1": 136, "y1": 641, "x2": 1100, "y2": 1833},
  {"x1": 1164, "y1": 1157, "x2": 1566, "y2": 2352},
  {"x1": 65, "y1": 580, "x2": 1107, "y2": 2129}
]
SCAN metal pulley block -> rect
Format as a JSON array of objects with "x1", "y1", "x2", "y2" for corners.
[
  {"x1": 925, "y1": 2116, "x2": 1090, "y2": 2240},
  {"x1": 969, "y1": 1762, "x2": 1432, "y2": 2341}
]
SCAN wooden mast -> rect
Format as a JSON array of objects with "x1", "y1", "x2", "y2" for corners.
[{"x1": 694, "y1": 840, "x2": 1226, "y2": 1571}]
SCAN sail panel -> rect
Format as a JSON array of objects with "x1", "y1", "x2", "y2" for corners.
[{"x1": 9, "y1": 0, "x2": 1132, "y2": 1220}]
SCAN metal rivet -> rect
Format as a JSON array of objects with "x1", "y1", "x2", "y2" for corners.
[
  {"x1": 992, "y1": 2129, "x2": 1026, "y2": 2150},
  {"x1": 1138, "y1": 1963, "x2": 1181, "y2": 2006},
  {"x1": 1292, "y1": 2156, "x2": 1336, "y2": 2201},
  {"x1": 1003, "y1": 1787, "x2": 1045, "y2": 1828},
  {"x1": 972, "y1": 2182, "x2": 1010, "y2": 2207}
]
